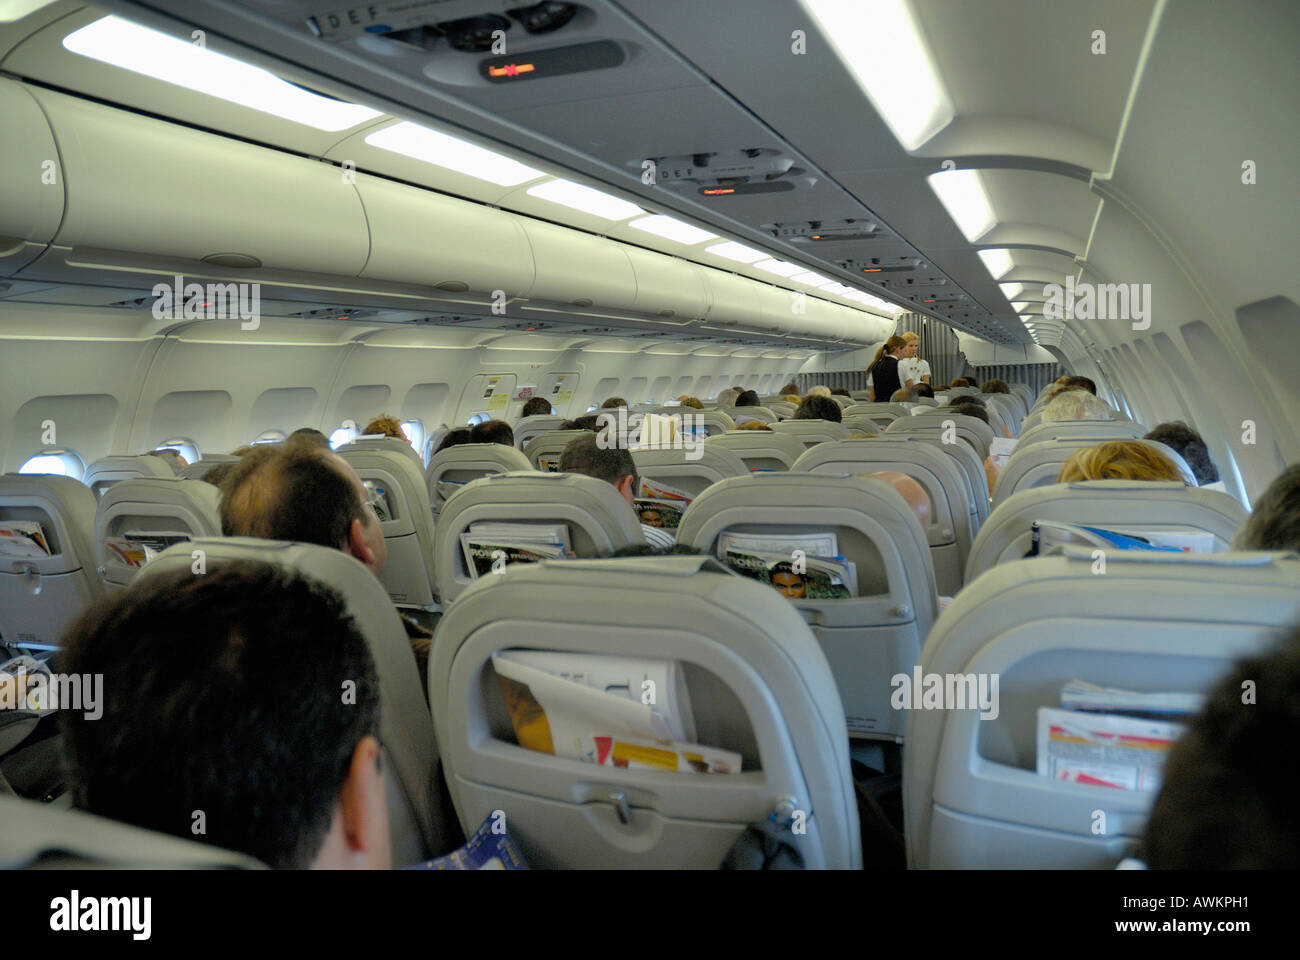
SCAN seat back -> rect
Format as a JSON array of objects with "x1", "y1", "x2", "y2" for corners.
[
  {"x1": 178, "y1": 454, "x2": 240, "y2": 480},
  {"x1": 889, "y1": 411, "x2": 995, "y2": 460},
  {"x1": 967, "y1": 480, "x2": 1248, "y2": 580},
  {"x1": 992, "y1": 437, "x2": 1195, "y2": 508},
  {"x1": 675, "y1": 473, "x2": 938, "y2": 740},
  {"x1": 513, "y1": 414, "x2": 569, "y2": 451},
  {"x1": 704, "y1": 430, "x2": 810, "y2": 472},
  {"x1": 908, "y1": 550, "x2": 1300, "y2": 868},
  {"x1": 433, "y1": 472, "x2": 642, "y2": 604},
  {"x1": 866, "y1": 427, "x2": 991, "y2": 526},
  {"x1": 841, "y1": 414, "x2": 883, "y2": 436},
  {"x1": 844, "y1": 402, "x2": 909, "y2": 423},
  {"x1": 427, "y1": 442, "x2": 536, "y2": 517},
  {"x1": 0, "y1": 794, "x2": 265, "y2": 869},
  {"x1": 93, "y1": 478, "x2": 221, "y2": 590},
  {"x1": 430, "y1": 555, "x2": 861, "y2": 868},
  {"x1": 523, "y1": 430, "x2": 590, "y2": 472},
  {"x1": 0, "y1": 474, "x2": 104, "y2": 650},
  {"x1": 694, "y1": 409, "x2": 736, "y2": 437},
  {"x1": 729, "y1": 406, "x2": 777, "y2": 425},
  {"x1": 1016, "y1": 418, "x2": 1146, "y2": 450},
  {"x1": 767, "y1": 400, "x2": 797, "y2": 419},
  {"x1": 631, "y1": 444, "x2": 749, "y2": 501},
  {"x1": 83, "y1": 455, "x2": 175, "y2": 499},
  {"x1": 829, "y1": 395, "x2": 852, "y2": 409},
  {"x1": 768, "y1": 419, "x2": 852, "y2": 448},
  {"x1": 140, "y1": 537, "x2": 446, "y2": 866},
  {"x1": 792, "y1": 437, "x2": 975, "y2": 595},
  {"x1": 338, "y1": 434, "x2": 424, "y2": 471},
  {"x1": 336, "y1": 446, "x2": 438, "y2": 611}
]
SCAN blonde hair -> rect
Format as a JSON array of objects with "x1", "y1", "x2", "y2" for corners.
[
  {"x1": 1057, "y1": 441, "x2": 1184, "y2": 483},
  {"x1": 677, "y1": 396, "x2": 703, "y2": 409},
  {"x1": 735, "y1": 420, "x2": 773, "y2": 431},
  {"x1": 362, "y1": 414, "x2": 405, "y2": 441},
  {"x1": 901, "y1": 331, "x2": 919, "y2": 342}
]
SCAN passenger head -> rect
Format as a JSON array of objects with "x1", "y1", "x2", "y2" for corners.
[
  {"x1": 948, "y1": 399, "x2": 990, "y2": 424},
  {"x1": 1233, "y1": 463, "x2": 1300, "y2": 551},
  {"x1": 677, "y1": 396, "x2": 703, "y2": 409},
  {"x1": 60, "y1": 561, "x2": 387, "y2": 869},
  {"x1": 520, "y1": 396, "x2": 553, "y2": 418},
  {"x1": 600, "y1": 397, "x2": 628, "y2": 410},
  {"x1": 735, "y1": 420, "x2": 773, "y2": 431},
  {"x1": 433, "y1": 428, "x2": 471, "y2": 455},
  {"x1": 469, "y1": 419, "x2": 514, "y2": 447},
  {"x1": 1144, "y1": 421, "x2": 1219, "y2": 485},
  {"x1": 916, "y1": 383, "x2": 935, "y2": 399},
  {"x1": 230, "y1": 445, "x2": 256, "y2": 457},
  {"x1": 805, "y1": 385, "x2": 832, "y2": 399},
  {"x1": 201, "y1": 463, "x2": 232, "y2": 486},
  {"x1": 716, "y1": 387, "x2": 741, "y2": 407},
  {"x1": 735, "y1": 390, "x2": 760, "y2": 407},
  {"x1": 949, "y1": 377, "x2": 972, "y2": 389},
  {"x1": 559, "y1": 432, "x2": 638, "y2": 505},
  {"x1": 288, "y1": 427, "x2": 331, "y2": 450},
  {"x1": 1056, "y1": 440, "x2": 1184, "y2": 483},
  {"x1": 361, "y1": 414, "x2": 406, "y2": 442},
  {"x1": 145, "y1": 449, "x2": 186, "y2": 473},
  {"x1": 778, "y1": 381, "x2": 800, "y2": 396},
  {"x1": 1044, "y1": 390, "x2": 1113, "y2": 422},
  {"x1": 1143, "y1": 626, "x2": 1300, "y2": 869},
  {"x1": 831, "y1": 388, "x2": 852, "y2": 398},
  {"x1": 980, "y1": 379, "x2": 1010, "y2": 394},
  {"x1": 793, "y1": 395, "x2": 842, "y2": 423},
  {"x1": 561, "y1": 414, "x2": 602, "y2": 431},
  {"x1": 1062, "y1": 375, "x2": 1097, "y2": 395},
  {"x1": 861, "y1": 471, "x2": 931, "y2": 531},
  {"x1": 219, "y1": 443, "x2": 387, "y2": 577},
  {"x1": 890, "y1": 387, "x2": 918, "y2": 403}
]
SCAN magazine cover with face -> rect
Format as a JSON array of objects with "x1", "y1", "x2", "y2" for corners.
[{"x1": 722, "y1": 547, "x2": 854, "y2": 599}]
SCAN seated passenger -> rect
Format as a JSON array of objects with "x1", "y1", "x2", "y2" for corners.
[
  {"x1": 948, "y1": 398, "x2": 990, "y2": 424},
  {"x1": 218, "y1": 441, "x2": 433, "y2": 684},
  {"x1": 715, "y1": 387, "x2": 741, "y2": 407},
  {"x1": 1043, "y1": 390, "x2": 1113, "y2": 422},
  {"x1": 793, "y1": 395, "x2": 842, "y2": 423},
  {"x1": 520, "y1": 396, "x2": 553, "y2": 418},
  {"x1": 677, "y1": 395, "x2": 704, "y2": 409},
  {"x1": 560, "y1": 414, "x2": 602, "y2": 431},
  {"x1": 289, "y1": 427, "x2": 331, "y2": 450},
  {"x1": 890, "y1": 387, "x2": 920, "y2": 403},
  {"x1": 916, "y1": 383, "x2": 936, "y2": 399},
  {"x1": 1144, "y1": 421, "x2": 1219, "y2": 486},
  {"x1": 201, "y1": 463, "x2": 233, "y2": 486},
  {"x1": 144, "y1": 449, "x2": 186, "y2": 473},
  {"x1": 433, "y1": 428, "x2": 471, "y2": 455},
  {"x1": 1056, "y1": 440, "x2": 1184, "y2": 483},
  {"x1": 600, "y1": 396, "x2": 628, "y2": 410},
  {"x1": 1061, "y1": 375, "x2": 1097, "y2": 395},
  {"x1": 1233, "y1": 463, "x2": 1300, "y2": 551},
  {"x1": 735, "y1": 420, "x2": 774, "y2": 431},
  {"x1": 859, "y1": 470, "x2": 931, "y2": 532},
  {"x1": 805, "y1": 385, "x2": 832, "y2": 399},
  {"x1": 469, "y1": 419, "x2": 514, "y2": 447},
  {"x1": 559, "y1": 432, "x2": 674, "y2": 549},
  {"x1": 1143, "y1": 625, "x2": 1300, "y2": 869},
  {"x1": 230, "y1": 444, "x2": 256, "y2": 457},
  {"x1": 831, "y1": 388, "x2": 853, "y2": 398},
  {"x1": 362, "y1": 414, "x2": 407, "y2": 443},
  {"x1": 60, "y1": 561, "x2": 389, "y2": 869},
  {"x1": 949, "y1": 377, "x2": 974, "y2": 388},
  {"x1": 980, "y1": 379, "x2": 1010, "y2": 394},
  {"x1": 735, "y1": 390, "x2": 760, "y2": 407},
  {"x1": 778, "y1": 381, "x2": 801, "y2": 396}
]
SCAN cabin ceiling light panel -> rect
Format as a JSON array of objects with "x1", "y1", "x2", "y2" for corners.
[
  {"x1": 627, "y1": 215, "x2": 716, "y2": 244},
  {"x1": 927, "y1": 169, "x2": 997, "y2": 243},
  {"x1": 526, "y1": 178, "x2": 643, "y2": 220},
  {"x1": 365, "y1": 121, "x2": 546, "y2": 185}
]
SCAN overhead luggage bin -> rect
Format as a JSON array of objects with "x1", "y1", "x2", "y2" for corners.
[
  {"x1": 0, "y1": 79, "x2": 63, "y2": 274},
  {"x1": 624, "y1": 245, "x2": 708, "y2": 321},
  {"x1": 516, "y1": 217, "x2": 636, "y2": 312}
]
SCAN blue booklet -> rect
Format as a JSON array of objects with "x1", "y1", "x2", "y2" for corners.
[{"x1": 405, "y1": 812, "x2": 530, "y2": 870}]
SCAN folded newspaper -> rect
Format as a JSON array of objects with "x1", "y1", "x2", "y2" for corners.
[
  {"x1": 0, "y1": 520, "x2": 51, "y2": 558},
  {"x1": 638, "y1": 477, "x2": 692, "y2": 504},
  {"x1": 1029, "y1": 520, "x2": 1215, "y2": 556},
  {"x1": 717, "y1": 531, "x2": 856, "y2": 599},
  {"x1": 103, "y1": 531, "x2": 193, "y2": 568},
  {"x1": 1060, "y1": 679, "x2": 1204, "y2": 720},
  {"x1": 1036, "y1": 706, "x2": 1186, "y2": 792},
  {"x1": 459, "y1": 522, "x2": 571, "y2": 578}
]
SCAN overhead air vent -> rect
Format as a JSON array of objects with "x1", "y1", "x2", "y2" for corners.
[
  {"x1": 765, "y1": 219, "x2": 887, "y2": 240},
  {"x1": 287, "y1": 306, "x2": 378, "y2": 320},
  {"x1": 647, "y1": 149, "x2": 817, "y2": 196}
]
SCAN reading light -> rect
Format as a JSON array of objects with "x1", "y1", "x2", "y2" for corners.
[
  {"x1": 752, "y1": 259, "x2": 803, "y2": 278},
  {"x1": 704, "y1": 241, "x2": 768, "y2": 264},
  {"x1": 526, "y1": 178, "x2": 642, "y2": 220},
  {"x1": 365, "y1": 121, "x2": 544, "y2": 186},
  {"x1": 801, "y1": 0, "x2": 954, "y2": 151},
  {"x1": 63, "y1": 16, "x2": 383, "y2": 132},
  {"x1": 927, "y1": 169, "x2": 997, "y2": 243},
  {"x1": 977, "y1": 248, "x2": 1015, "y2": 281},
  {"x1": 790, "y1": 271, "x2": 833, "y2": 287},
  {"x1": 628, "y1": 215, "x2": 716, "y2": 245},
  {"x1": 1010, "y1": 301, "x2": 1036, "y2": 313}
]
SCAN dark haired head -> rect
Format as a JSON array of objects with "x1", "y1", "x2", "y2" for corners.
[
  {"x1": 600, "y1": 397, "x2": 628, "y2": 410},
  {"x1": 561, "y1": 415, "x2": 602, "y2": 431},
  {"x1": 830, "y1": 388, "x2": 852, "y2": 398},
  {"x1": 520, "y1": 396, "x2": 553, "y2": 418},
  {"x1": 559, "y1": 432, "x2": 638, "y2": 495},
  {"x1": 916, "y1": 383, "x2": 935, "y2": 399},
  {"x1": 1233, "y1": 463, "x2": 1300, "y2": 551},
  {"x1": 60, "y1": 561, "x2": 382, "y2": 868},
  {"x1": 1144, "y1": 627, "x2": 1300, "y2": 868},
  {"x1": 980, "y1": 379, "x2": 1010, "y2": 394},
  {"x1": 1062, "y1": 375, "x2": 1097, "y2": 395},
  {"x1": 219, "y1": 443, "x2": 363, "y2": 551},
  {"x1": 434, "y1": 428, "x2": 471, "y2": 455},
  {"x1": 288, "y1": 427, "x2": 331, "y2": 450},
  {"x1": 469, "y1": 419, "x2": 514, "y2": 447},
  {"x1": 735, "y1": 390, "x2": 760, "y2": 407},
  {"x1": 948, "y1": 401, "x2": 989, "y2": 425},
  {"x1": 793, "y1": 395, "x2": 842, "y2": 423},
  {"x1": 1144, "y1": 421, "x2": 1219, "y2": 485}
]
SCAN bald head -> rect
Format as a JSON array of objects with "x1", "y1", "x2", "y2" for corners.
[{"x1": 861, "y1": 471, "x2": 932, "y2": 531}]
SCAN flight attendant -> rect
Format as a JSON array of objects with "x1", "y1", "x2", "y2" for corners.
[
  {"x1": 867, "y1": 335, "x2": 907, "y2": 402},
  {"x1": 899, "y1": 331, "x2": 931, "y2": 387}
]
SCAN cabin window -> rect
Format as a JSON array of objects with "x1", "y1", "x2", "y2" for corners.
[
  {"x1": 467, "y1": 412, "x2": 490, "y2": 427},
  {"x1": 19, "y1": 449, "x2": 85, "y2": 480},
  {"x1": 328, "y1": 425, "x2": 357, "y2": 449},
  {"x1": 253, "y1": 430, "x2": 286, "y2": 445},
  {"x1": 400, "y1": 419, "x2": 424, "y2": 451},
  {"x1": 157, "y1": 437, "x2": 200, "y2": 464}
]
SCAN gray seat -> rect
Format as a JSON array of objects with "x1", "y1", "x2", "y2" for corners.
[
  {"x1": 338, "y1": 434, "x2": 424, "y2": 471},
  {"x1": 792, "y1": 437, "x2": 976, "y2": 595},
  {"x1": 967, "y1": 479, "x2": 1248, "y2": 581},
  {"x1": 704, "y1": 430, "x2": 810, "y2": 472},
  {"x1": 768, "y1": 419, "x2": 852, "y2": 448},
  {"x1": 767, "y1": 401, "x2": 797, "y2": 419},
  {"x1": 1016, "y1": 418, "x2": 1146, "y2": 451},
  {"x1": 93, "y1": 477, "x2": 221, "y2": 590},
  {"x1": 430, "y1": 554, "x2": 862, "y2": 868},
  {"x1": 83, "y1": 455, "x2": 174, "y2": 499},
  {"x1": 427, "y1": 442, "x2": 536, "y2": 518},
  {"x1": 0, "y1": 474, "x2": 104, "y2": 650},
  {"x1": 433, "y1": 471, "x2": 642, "y2": 604},
  {"x1": 675, "y1": 473, "x2": 938, "y2": 741},
  {"x1": 841, "y1": 414, "x2": 884, "y2": 435},
  {"x1": 908, "y1": 549, "x2": 1300, "y2": 869},
  {"x1": 729, "y1": 406, "x2": 777, "y2": 425},
  {"x1": 0, "y1": 793, "x2": 265, "y2": 869},
  {"x1": 336, "y1": 446, "x2": 439, "y2": 611},
  {"x1": 693, "y1": 409, "x2": 736, "y2": 437},
  {"x1": 140, "y1": 537, "x2": 448, "y2": 866},
  {"x1": 863, "y1": 426, "x2": 991, "y2": 526},
  {"x1": 992, "y1": 437, "x2": 1195, "y2": 509},
  {"x1": 829, "y1": 395, "x2": 852, "y2": 409},
  {"x1": 513, "y1": 414, "x2": 569, "y2": 451},
  {"x1": 849, "y1": 390, "x2": 872, "y2": 402},
  {"x1": 630, "y1": 444, "x2": 749, "y2": 500},
  {"x1": 844, "y1": 402, "x2": 909, "y2": 424},
  {"x1": 178, "y1": 454, "x2": 240, "y2": 480},
  {"x1": 888, "y1": 411, "x2": 995, "y2": 460},
  {"x1": 523, "y1": 429, "x2": 590, "y2": 473}
]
